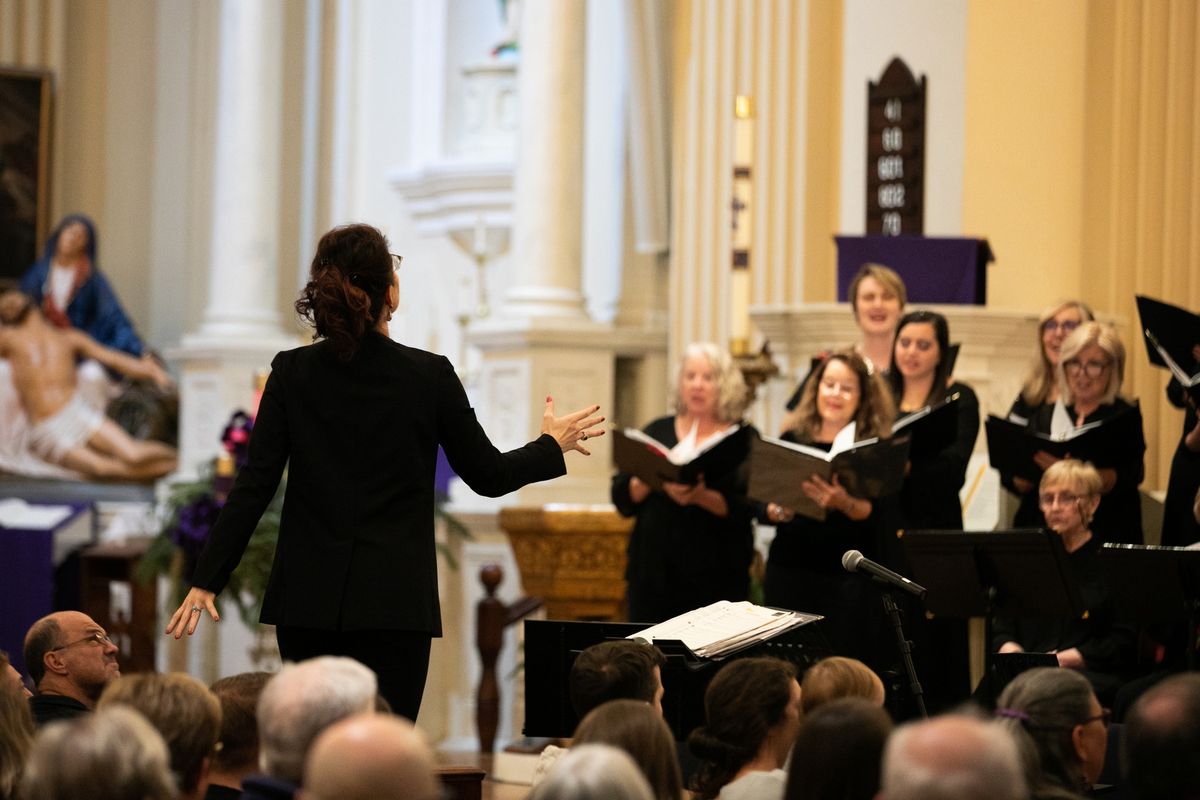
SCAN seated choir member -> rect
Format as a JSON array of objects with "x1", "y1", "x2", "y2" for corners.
[
  {"x1": 887, "y1": 309, "x2": 979, "y2": 710},
  {"x1": 687, "y1": 657, "x2": 802, "y2": 800},
  {"x1": 783, "y1": 697, "x2": 893, "y2": 800},
  {"x1": 1161, "y1": 340, "x2": 1200, "y2": 546},
  {"x1": 992, "y1": 460, "x2": 1135, "y2": 703},
  {"x1": 572, "y1": 699, "x2": 684, "y2": 800},
  {"x1": 613, "y1": 342, "x2": 758, "y2": 622},
  {"x1": 1008, "y1": 320, "x2": 1146, "y2": 544},
  {"x1": 995, "y1": 667, "x2": 1109, "y2": 800},
  {"x1": 761, "y1": 351, "x2": 896, "y2": 667}
]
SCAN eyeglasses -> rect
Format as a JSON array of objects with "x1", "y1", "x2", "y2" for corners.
[
  {"x1": 390, "y1": 254, "x2": 403, "y2": 272},
  {"x1": 1079, "y1": 708, "x2": 1112, "y2": 729},
  {"x1": 49, "y1": 631, "x2": 114, "y2": 652},
  {"x1": 1062, "y1": 359, "x2": 1110, "y2": 378},
  {"x1": 1038, "y1": 491, "x2": 1082, "y2": 508},
  {"x1": 1043, "y1": 319, "x2": 1080, "y2": 335}
]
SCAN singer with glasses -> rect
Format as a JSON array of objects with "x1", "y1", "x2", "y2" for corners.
[
  {"x1": 164, "y1": 224, "x2": 604, "y2": 721},
  {"x1": 999, "y1": 301, "x2": 1096, "y2": 530},
  {"x1": 760, "y1": 351, "x2": 896, "y2": 670},
  {"x1": 992, "y1": 460, "x2": 1135, "y2": 703}
]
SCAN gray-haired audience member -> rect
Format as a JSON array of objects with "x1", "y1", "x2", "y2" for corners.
[
  {"x1": 302, "y1": 712, "x2": 439, "y2": 800},
  {"x1": 251, "y1": 656, "x2": 377, "y2": 794},
  {"x1": 20, "y1": 706, "x2": 177, "y2": 800},
  {"x1": 879, "y1": 714, "x2": 1026, "y2": 800},
  {"x1": 1122, "y1": 672, "x2": 1200, "y2": 800},
  {"x1": 531, "y1": 743, "x2": 656, "y2": 800}
]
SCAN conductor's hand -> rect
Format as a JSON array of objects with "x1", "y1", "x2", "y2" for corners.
[
  {"x1": 165, "y1": 587, "x2": 220, "y2": 639},
  {"x1": 542, "y1": 396, "x2": 606, "y2": 455}
]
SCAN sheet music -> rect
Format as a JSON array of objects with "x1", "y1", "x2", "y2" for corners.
[{"x1": 628, "y1": 600, "x2": 821, "y2": 659}]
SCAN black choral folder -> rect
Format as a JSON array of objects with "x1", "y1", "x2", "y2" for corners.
[
  {"x1": 748, "y1": 434, "x2": 909, "y2": 521},
  {"x1": 891, "y1": 391, "x2": 962, "y2": 461},
  {"x1": 985, "y1": 402, "x2": 1142, "y2": 483},
  {"x1": 612, "y1": 425, "x2": 745, "y2": 490},
  {"x1": 1136, "y1": 295, "x2": 1200, "y2": 402}
]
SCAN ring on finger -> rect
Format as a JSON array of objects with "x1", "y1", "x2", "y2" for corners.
[{"x1": 581, "y1": 432, "x2": 589, "y2": 441}]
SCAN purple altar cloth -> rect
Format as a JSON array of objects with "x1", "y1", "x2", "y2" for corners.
[{"x1": 835, "y1": 235, "x2": 994, "y2": 305}]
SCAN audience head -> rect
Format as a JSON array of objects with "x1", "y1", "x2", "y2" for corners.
[
  {"x1": 0, "y1": 650, "x2": 35, "y2": 799},
  {"x1": 573, "y1": 699, "x2": 683, "y2": 800},
  {"x1": 23, "y1": 611, "x2": 120, "y2": 706},
  {"x1": 1122, "y1": 672, "x2": 1200, "y2": 800},
  {"x1": 295, "y1": 223, "x2": 398, "y2": 360},
  {"x1": 45, "y1": 213, "x2": 97, "y2": 263},
  {"x1": 98, "y1": 671, "x2": 222, "y2": 800},
  {"x1": 302, "y1": 712, "x2": 439, "y2": 800},
  {"x1": 530, "y1": 743, "x2": 655, "y2": 800},
  {"x1": 786, "y1": 350, "x2": 895, "y2": 441},
  {"x1": 800, "y1": 656, "x2": 885, "y2": 715},
  {"x1": 256, "y1": 656, "x2": 377, "y2": 784},
  {"x1": 209, "y1": 671, "x2": 272, "y2": 783},
  {"x1": 1057, "y1": 321, "x2": 1125, "y2": 408},
  {"x1": 1038, "y1": 459, "x2": 1103, "y2": 535},
  {"x1": 888, "y1": 310, "x2": 953, "y2": 405},
  {"x1": 995, "y1": 666, "x2": 1107, "y2": 794},
  {"x1": 880, "y1": 713, "x2": 1025, "y2": 800},
  {"x1": 784, "y1": 697, "x2": 893, "y2": 800},
  {"x1": 847, "y1": 263, "x2": 906, "y2": 338},
  {"x1": 569, "y1": 640, "x2": 666, "y2": 718},
  {"x1": 21, "y1": 705, "x2": 177, "y2": 800},
  {"x1": 688, "y1": 657, "x2": 801, "y2": 800},
  {"x1": 1022, "y1": 300, "x2": 1095, "y2": 406},
  {"x1": 672, "y1": 342, "x2": 748, "y2": 424}
]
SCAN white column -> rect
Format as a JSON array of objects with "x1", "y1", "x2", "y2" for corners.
[
  {"x1": 173, "y1": 0, "x2": 297, "y2": 479},
  {"x1": 502, "y1": 0, "x2": 588, "y2": 320},
  {"x1": 190, "y1": 0, "x2": 289, "y2": 343}
]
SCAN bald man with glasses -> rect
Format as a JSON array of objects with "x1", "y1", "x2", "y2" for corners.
[{"x1": 23, "y1": 610, "x2": 121, "y2": 726}]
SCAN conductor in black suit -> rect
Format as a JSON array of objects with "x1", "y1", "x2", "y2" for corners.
[{"x1": 165, "y1": 223, "x2": 605, "y2": 720}]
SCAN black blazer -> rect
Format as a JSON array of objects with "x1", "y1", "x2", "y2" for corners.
[{"x1": 190, "y1": 333, "x2": 566, "y2": 635}]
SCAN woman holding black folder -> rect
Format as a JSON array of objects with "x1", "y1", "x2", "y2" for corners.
[
  {"x1": 1001, "y1": 300, "x2": 1095, "y2": 528},
  {"x1": 1014, "y1": 322, "x2": 1145, "y2": 545},
  {"x1": 887, "y1": 310, "x2": 979, "y2": 710},
  {"x1": 1162, "y1": 352, "x2": 1200, "y2": 546},
  {"x1": 612, "y1": 342, "x2": 757, "y2": 623},
  {"x1": 761, "y1": 351, "x2": 896, "y2": 667}
]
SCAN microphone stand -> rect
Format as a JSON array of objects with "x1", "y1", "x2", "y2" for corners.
[{"x1": 879, "y1": 587, "x2": 928, "y2": 719}]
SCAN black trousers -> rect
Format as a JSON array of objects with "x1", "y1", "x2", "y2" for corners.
[{"x1": 274, "y1": 626, "x2": 433, "y2": 722}]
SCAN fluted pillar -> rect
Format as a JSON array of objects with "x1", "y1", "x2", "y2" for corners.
[
  {"x1": 172, "y1": 0, "x2": 298, "y2": 478},
  {"x1": 501, "y1": 0, "x2": 588, "y2": 319}
]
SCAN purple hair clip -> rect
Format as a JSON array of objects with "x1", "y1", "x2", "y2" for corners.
[{"x1": 995, "y1": 708, "x2": 1031, "y2": 723}]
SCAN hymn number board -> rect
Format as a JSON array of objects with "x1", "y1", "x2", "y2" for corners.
[{"x1": 866, "y1": 58, "x2": 927, "y2": 236}]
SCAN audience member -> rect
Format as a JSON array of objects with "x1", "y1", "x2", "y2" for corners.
[
  {"x1": 530, "y1": 743, "x2": 655, "y2": 800},
  {"x1": 688, "y1": 657, "x2": 802, "y2": 800},
  {"x1": 879, "y1": 713, "x2": 1025, "y2": 800},
  {"x1": 0, "y1": 651, "x2": 35, "y2": 800},
  {"x1": 783, "y1": 698, "x2": 892, "y2": 800},
  {"x1": 569, "y1": 639, "x2": 666, "y2": 717},
  {"x1": 22, "y1": 610, "x2": 120, "y2": 726},
  {"x1": 246, "y1": 656, "x2": 377, "y2": 799},
  {"x1": 301, "y1": 712, "x2": 439, "y2": 800},
  {"x1": 98, "y1": 672, "x2": 222, "y2": 800},
  {"x1": 573, "y1": 699, "x2": 683, "y2": 800},
  {"x1": 1122, "y1": 672, "x2": 1200, "y2": 800},
  {"x1": 2, "y1": 649, "x2": 30, "y2": 698},
  {"x1": 206, "y1": 672, "x2": 271, "y2": 799},
  {"x1": 20, "y1": 705, "x2": 177, "y2": 800},
  {"x1": 798, "y1": 656, "x2": 885, "y2": 715},
  {"x1": 995, "y1": 667, "x2": 1108, "y2": 799}
]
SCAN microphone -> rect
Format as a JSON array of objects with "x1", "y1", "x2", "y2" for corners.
[{"x1": 841, "y1": 550, "x2": 927, "y2": 598}]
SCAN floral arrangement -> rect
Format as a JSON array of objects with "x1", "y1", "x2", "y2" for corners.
[{"x1": 138, "y1": 409, "x2": 471, "y2": 628}]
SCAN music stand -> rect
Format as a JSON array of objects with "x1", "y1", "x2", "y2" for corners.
[{"x1": 1100, "y1": 544, "x2": 1200, "y2": 669}]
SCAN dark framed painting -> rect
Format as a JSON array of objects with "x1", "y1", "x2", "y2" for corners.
[{"x1": 0, "y1": 68, "x2": 53, "y2": 284}]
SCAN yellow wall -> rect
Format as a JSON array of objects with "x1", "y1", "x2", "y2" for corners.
[{"x1": 962, "y1": 0, "x2": 1088, "y2": 310}]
